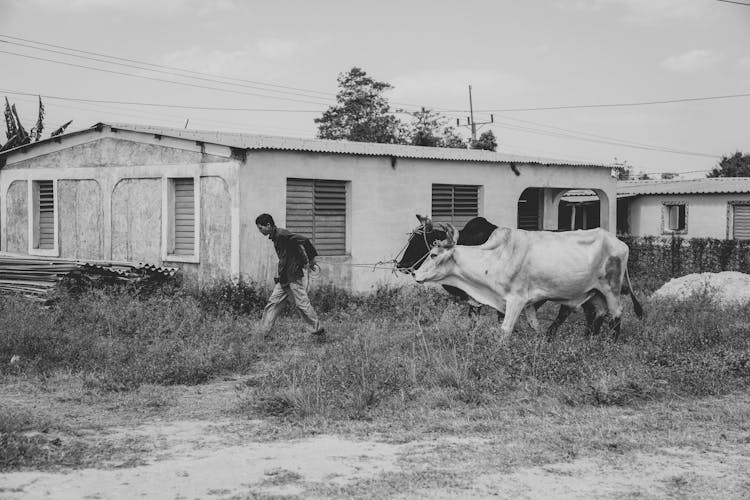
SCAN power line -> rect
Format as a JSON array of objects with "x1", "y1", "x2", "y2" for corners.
[
  {"x1": 439, "y1": 92, "x2": 750, "y2": 113},
  {"x1": 0, "y1": 89, "x2": 325, "y2": 112},
  {"x1": 4, "y1": 89, "x2": 318, "y2": 136},
  {"x1": 0, "y1": 34, "x2": 430, "y2": 111},
  {"x1": 716, "y1": 0, "x2": 750, "y2": 6},
  {"x1": 0, "y1": 37, "x2": 339, "y2": 104},
  {"x1": 0, "y1": 49, "x2": 338, "y2": 107},
  {"x1": 491, "y1": 114, "x2": 720, "y2": 158},
  {"x1": 0, "y1": 34, "x2": 336, "y2": 97},
  {"x1": 3, "y1": 86, "x2": 726, "y2": 159},
  {"x1": 4, "y1": 34, "x2": 749, "y2": 116},
  {"x1": 489, "y1": 121, "x2": 720, "y2": 158}
]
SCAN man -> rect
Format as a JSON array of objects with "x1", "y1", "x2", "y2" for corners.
[{"x1": 255, "y1": 213, "x2": 325, "y2": 340}]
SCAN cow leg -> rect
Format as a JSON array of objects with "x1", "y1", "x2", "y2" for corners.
[
  {"x1": 582, "y1": 300, "x2": 597, "y2": 336},
  {"x1": 498, "y1": 298, "x2": 525, "y2": 343},
  {"x1": 584, "y1": 294, "x2": 608, "y2": 337},
  {"x1": 603, "y1": 257, "x2": 625, "y2": 341},
  {"x1": 467, "y1": 304, "x2": 480, "y2": 323},
  {"x1": 546, "y1": 305, "x2": 574, "y2": 341},
  {"x1": 523, "y1": 304, "x2": 543, "y2": 336}
]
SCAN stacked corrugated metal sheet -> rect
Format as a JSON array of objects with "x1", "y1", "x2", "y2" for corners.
[{"x1": 0, "y1": 254, "x2": 178, "y2": 298}]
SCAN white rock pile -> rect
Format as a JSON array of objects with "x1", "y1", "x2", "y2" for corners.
[{"x1": 651, "y1": 271, "x2": 750, "y2": 308}]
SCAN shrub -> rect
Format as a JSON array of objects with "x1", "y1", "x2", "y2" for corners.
[{"x1": 0, "y1": 287, "x2": 259, "y2": 389}]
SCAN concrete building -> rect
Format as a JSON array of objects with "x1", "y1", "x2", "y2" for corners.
[
  {"x1": 0, "y1": 123, "x2": 616, "y2": 291},
  {"x1": 617, "y1": 178, "x2": 750, "y2": 239}
]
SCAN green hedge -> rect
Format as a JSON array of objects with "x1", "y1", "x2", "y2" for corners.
[{"x1": 621, "y1": 236, "x2": 750, "y2": 289}]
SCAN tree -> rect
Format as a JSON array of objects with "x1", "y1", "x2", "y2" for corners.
[
  {"x1": 315, "y1": 67, "x2": 405, "y2": 144},
  {"x1": 406, "y1": 107, "x2": 467, "y2": 149},
  {"x1": 470, "y1": 130, "x2": 497, "y2": 151},
  {"x1": 707, "y1": 151, "x2": 750, "y2": 177},
  {"x1": 0, "y1": 96, "x2": 71, "y2": 153}
]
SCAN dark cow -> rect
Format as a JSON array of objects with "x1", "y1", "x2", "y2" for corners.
[{"x1": 396, "y1": 215, "x2": 601, "y2": 337}]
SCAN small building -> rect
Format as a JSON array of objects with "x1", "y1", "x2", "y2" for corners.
[
  {"x1": 617, "y1": 178, "x2": 750, "y2": 239},
  {"x1": 0, "y1": 123, "x2": 616, "y2": 291}
]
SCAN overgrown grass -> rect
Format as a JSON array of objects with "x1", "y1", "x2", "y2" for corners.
[
  {"x1": 0, "y1": 283, "x2": 262, "y2": 390},
  {"x1": 2, "y1": 277, "x2": 749, "y2": 424},
  {"x1": 244, "y1": 284, "x2": 750, "y2": 420}
]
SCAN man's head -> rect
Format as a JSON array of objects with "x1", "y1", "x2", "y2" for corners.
[
  {"x1": 413, "y1": 224, "x2": 459, "y2": 284},
  {"x1": 256, "y1": 213, "x2": 275, "y2": 235}
]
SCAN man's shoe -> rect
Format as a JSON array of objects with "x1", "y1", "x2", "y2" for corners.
[{"x1": 310, "y1": 327, "x2": 326, "y2": 337}]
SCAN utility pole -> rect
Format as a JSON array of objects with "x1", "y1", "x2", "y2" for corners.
[
  {"x1": 468, "y1": 85, "x2": 476, "y2": 141},
  {"x1": 458, "y1": 85, "x2": 494, "y2": 143}
]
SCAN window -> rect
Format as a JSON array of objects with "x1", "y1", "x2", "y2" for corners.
[
  {"x1": 29, "y1": 179, "x2": 57, "y2": 255},
  {"x1": 663, "y1": 202, "x2": 687, "y2": 234},
  {"x1": 35, "y1": 180, "x2": 55, "y2": 249},
  {"x1": 286, "y1": 178, "x2": 347, "y2": 256},
  {"x1": 163, "y1": 176, "x2": 199, "y2": 261},
  {"x1": 730, "y1": 202, "x2": 750, "y2": 240},
  {"x1": 431, "y1": 184, "x2": 480, "y2": 228}
]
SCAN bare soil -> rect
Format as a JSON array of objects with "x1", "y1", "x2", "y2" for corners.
[{"x1": 2, "y1": 375, "x2": 750, "y2": 499}]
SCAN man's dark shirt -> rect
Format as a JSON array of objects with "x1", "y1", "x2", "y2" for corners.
[{"x1": 268, "y1": 227, "x2": 317, "y2": 285}]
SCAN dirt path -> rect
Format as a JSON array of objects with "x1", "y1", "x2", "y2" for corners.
[
  {"x1": 2, "y1": 376, "x2": 750, "y2": 499},
  {"x1": 3, "y1": 420, "x2": 750, "y2": 499}
]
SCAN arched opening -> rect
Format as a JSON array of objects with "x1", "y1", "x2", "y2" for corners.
[
  {"x1": 517, "y1": 187, "x2": 614, "y2": 232},
  {"x1": 517, "y1": 187, "x2": 543, "y2": 230},
  {"x1": 557, "y1": 189, "x2": 607, "y2": 230}
]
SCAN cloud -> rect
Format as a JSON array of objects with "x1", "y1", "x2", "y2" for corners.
[
  {"x1": 256, "y1": 39, "x2": 299, "y2": 60},
  {"x1": 556, "y1": 0, "x2": 705, "y2": 23},
  {"x1": 737, "y1": 57, "x2": 750, "y2": 71},
  {"x1": 390, "y1": 70, "x2": 529, "y2": 106},
  {"x1": 661, "y1": 50, "x2": 723, "y2": 72}
]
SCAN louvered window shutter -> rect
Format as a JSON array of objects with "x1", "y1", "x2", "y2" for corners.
[
  {"x1": 286, "y1": 178, "x2": 346, "y2": 256},
  {"x1": 432, "y1": 184, "x2": 479, "y2": 228},
  {"x1": 734, "y1": 205, "x2": 750, "y2": 239},
  {"x1": 173, "y1": 178, "x2": 195, "y2": 255},
  {"x1": 37, "y1": 180, "x2": 55, "y2": 249}
]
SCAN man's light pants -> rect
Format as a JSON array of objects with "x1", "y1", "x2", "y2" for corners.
[{"x1": 260, "y1": 277, "x2": 320, "y2": 335}]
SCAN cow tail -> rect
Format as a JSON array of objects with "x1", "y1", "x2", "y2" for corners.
[{"x1": 624, "y1": 267, "x2": 644, "y2": 319}]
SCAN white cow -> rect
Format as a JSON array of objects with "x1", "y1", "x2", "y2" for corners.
[{"x1": 413, "y1": 224, "x2": 642, "y2": 342}]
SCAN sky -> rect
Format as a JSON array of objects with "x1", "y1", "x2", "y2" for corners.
[{"x1": 1, "y1": 0, "x2": 749, "y2": 178}]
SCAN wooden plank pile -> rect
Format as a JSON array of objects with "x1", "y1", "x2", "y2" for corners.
[{"x1": 0, "y1": 254, "x2": 178, "y2": 298}]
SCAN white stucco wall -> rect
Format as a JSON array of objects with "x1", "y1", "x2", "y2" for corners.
[
  {"x1": 0, "y1": 134, "x2": 239, "y2": 279},
  {"x1": 627, "y1": 193, "x2": 750, "y2": 239},
  {"x1": 239, "y1": 150, "x2": 615, "y2": 291}
]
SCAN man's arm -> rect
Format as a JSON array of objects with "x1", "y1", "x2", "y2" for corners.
[{"x1": 288, "y1": 233, "x2": 311, "y2": 268}]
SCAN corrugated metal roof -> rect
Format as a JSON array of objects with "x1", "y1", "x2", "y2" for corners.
[
  {"x1": 618, "y1": 178, "x2": 750, "y2": 195},
  {"x1": 98, "y1": 122, "x2": 609, "y2": 168}
]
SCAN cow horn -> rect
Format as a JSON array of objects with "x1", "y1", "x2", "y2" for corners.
[
  {"x1": 443, "y1": 224, "x2": 458, "y2": 248},
  {"x1": 419, "y1": 215, "x2": 433, "y2": 232}
]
